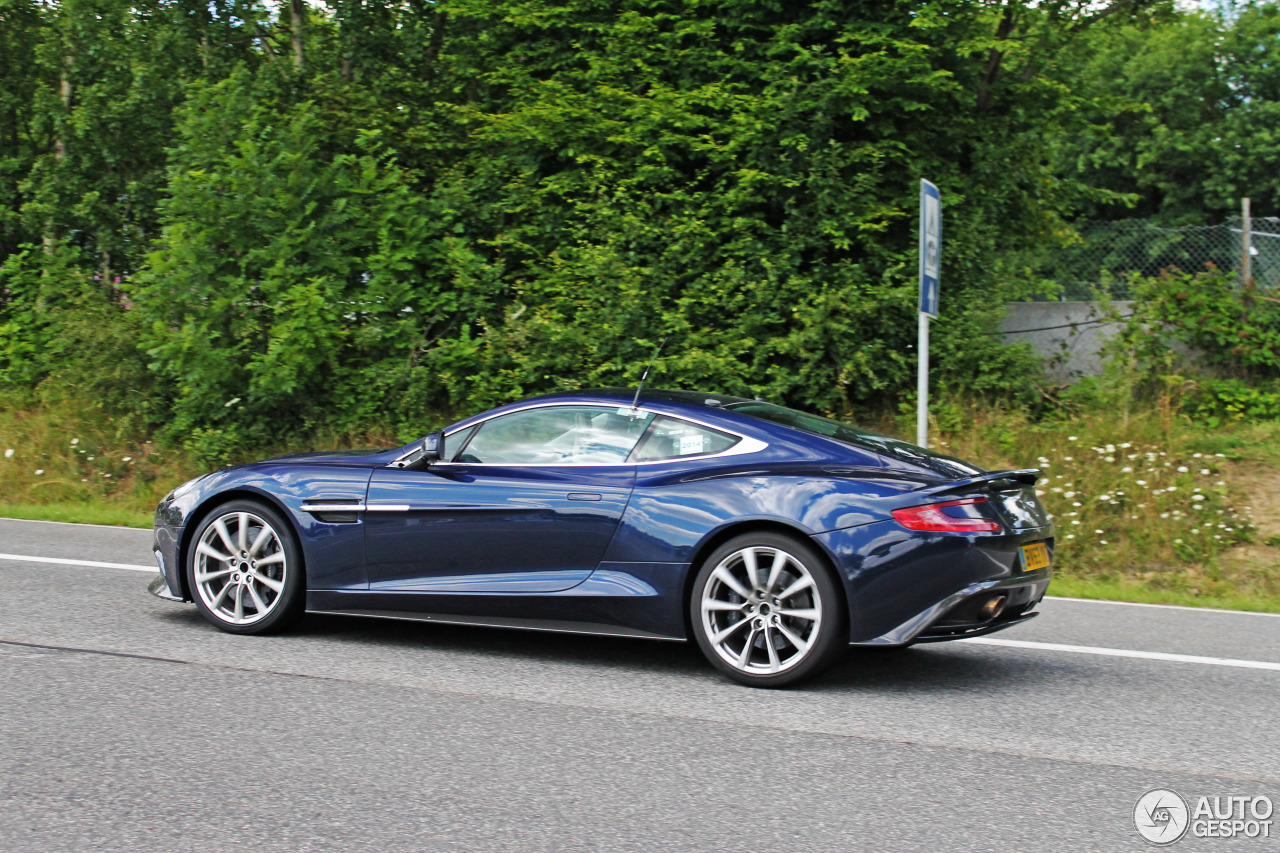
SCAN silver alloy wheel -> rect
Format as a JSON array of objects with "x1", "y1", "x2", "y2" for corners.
[
  {"x1": 699, "y1": 545, "x2": 822, "y2": 675},
  {"x1": 193, "y1": 510, "x2": 288, "y2": 626}
]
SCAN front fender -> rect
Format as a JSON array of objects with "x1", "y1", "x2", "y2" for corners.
[{"x1": 155, "y1": 463, "x2": 375, "y2": 596}]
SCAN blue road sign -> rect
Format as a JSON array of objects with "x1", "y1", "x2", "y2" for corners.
[{"x1": 919, "y1": 180, "x2": 941, "y2": 317}]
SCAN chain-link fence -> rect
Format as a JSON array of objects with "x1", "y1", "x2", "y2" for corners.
[{"x1": 1032, "y1": 217, "x2": 1280, "y2": 300}]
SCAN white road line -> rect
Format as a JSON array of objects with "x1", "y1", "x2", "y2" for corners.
[
  {"x1": 0, "y1": 553, "x2": 155, "y2": 573},
  {"x1": 963, "y1": 637, "x2": 1280, "y2": 672},
  {"x1": 1045, "y1": 595, "x2": 1280, "y2": 618},
  {"x1": 0, "y1": 516, "x2": 147, "y2": 532}
]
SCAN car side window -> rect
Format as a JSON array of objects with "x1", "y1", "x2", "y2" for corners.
[
  {"x1": 444, "y1": 425, "x2": 478, "y2": 462},
  {"x1": 630, "y1": 416, "x2": 739, "y2": 462},
  {"x1": 459, "y1": 406, "x2": 654, "y2": 465}
]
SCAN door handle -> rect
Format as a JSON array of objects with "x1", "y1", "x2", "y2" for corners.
[{"x1": 567, "y1": 493, "x2": 602, "y2": 501}]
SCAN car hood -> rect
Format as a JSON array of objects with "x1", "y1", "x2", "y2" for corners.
[{"x1": 260, "y1": 448, "x2": 402, "y2": 467}]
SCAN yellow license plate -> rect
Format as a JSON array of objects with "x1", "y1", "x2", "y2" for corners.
[{"x1": 1020, "y1": 542, "x2": 1051, "y2": 572}]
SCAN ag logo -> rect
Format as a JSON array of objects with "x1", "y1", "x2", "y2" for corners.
[{"x1": 1135, "y1": 789, "x2": 1190, "y2": 845}]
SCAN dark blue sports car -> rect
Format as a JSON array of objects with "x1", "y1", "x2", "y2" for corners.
[{"x1": 149, "y1": 389, "x2": 1053, "y2": 686}]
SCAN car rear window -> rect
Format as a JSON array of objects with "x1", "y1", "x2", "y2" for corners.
[
  {"x1": 724, "y1": 401, "x2": 983, "y2": 477},
  {"x1": 630, "y1": 416, "x2": 739, "y2": 462}
]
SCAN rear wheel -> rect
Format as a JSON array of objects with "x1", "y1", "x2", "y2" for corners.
[
  {"x1": 689, "y1": 532, "x2": 846, "y2": 688},
  {"x1": 186, "y1": 500, "x2": 305, "y2": 635}
]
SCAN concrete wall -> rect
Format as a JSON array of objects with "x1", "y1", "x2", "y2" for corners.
[{"x1": 1000, "y1": 301, "x2": 1134, "y2": 382}]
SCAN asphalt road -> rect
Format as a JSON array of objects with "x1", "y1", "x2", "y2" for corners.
[{"x1": 1, "y1": 517, "x2": 1277, "y2": 853}]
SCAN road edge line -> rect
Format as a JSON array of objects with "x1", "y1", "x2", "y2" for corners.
[
  {"x1": 0, "y1": 553, "x2": 155, "y2": 573},
  {"x1": 962, "y1": 637, "x2": 1280, "y2": 672},
  {"x1": 1045, "y1": 595, "x2": 1280, "y2": 618}
]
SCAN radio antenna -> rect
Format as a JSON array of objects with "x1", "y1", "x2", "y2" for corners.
[{"x1": 630, "y1": 336, "x2": 669, "y2": 410}]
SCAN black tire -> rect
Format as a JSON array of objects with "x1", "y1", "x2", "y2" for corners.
[
  {"x1": 186, "y1": 499, "x2": 305, "y2": 635},
  {"x1": 689, "y1": 531, "x2": 847, "y2": 688}
]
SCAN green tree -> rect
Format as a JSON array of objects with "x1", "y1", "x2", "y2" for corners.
[{"x1": 1053, "y1": 1, "x2": 1280, "y2": 223}]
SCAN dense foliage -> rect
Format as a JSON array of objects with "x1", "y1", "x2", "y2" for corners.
[
  {"x1": 1104, "y1": 268, "x2": 1280, "y2": 426},
  {"x1": 2, "y1": 0, "x2": 1274, "y2": 453},
  {"x1": 1053, "y1": 1, "x2": 1280, "y2": 223}
]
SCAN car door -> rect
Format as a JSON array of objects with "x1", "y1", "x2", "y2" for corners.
[{"x1": 363, "y1": 405, "x2": 653, "y2": 593}]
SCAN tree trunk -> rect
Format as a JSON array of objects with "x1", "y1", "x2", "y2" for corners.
[{"x1": 289, "y1": 0, "x2": 305, "y2": 72}]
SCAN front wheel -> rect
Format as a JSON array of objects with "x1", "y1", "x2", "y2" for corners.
[
  {"x1": 186, "y1": 500, "x2": 305, "y2": 635},
  {"x1": 689, "y1": 532, "x2": 847, "y2": 688}
]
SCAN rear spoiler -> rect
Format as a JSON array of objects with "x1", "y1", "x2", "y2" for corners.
[{"x1": 914, "y1": 468, "x2": 1041, "y2": 497}]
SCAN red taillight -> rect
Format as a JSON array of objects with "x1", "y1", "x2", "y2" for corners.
[{"x1": 891, "y1": 497, "x2": 1003, "y2": 533}]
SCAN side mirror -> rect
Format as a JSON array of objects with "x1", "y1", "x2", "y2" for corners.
[{"x1": 421, "y1": 430, "x2": 444, "y2": 465}]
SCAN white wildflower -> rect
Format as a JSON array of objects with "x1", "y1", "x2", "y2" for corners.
[{"x1": 34, "y1": 469, "x2": 44, "y2": 475}]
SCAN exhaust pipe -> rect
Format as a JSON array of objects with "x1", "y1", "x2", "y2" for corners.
[{"x1": 979, "y1": 594, "x2": 1007, "y2": 621}]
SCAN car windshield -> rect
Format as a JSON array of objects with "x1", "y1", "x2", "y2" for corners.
[{"x1": 723, "y1": 401, "x2": 983, "y2": 476}]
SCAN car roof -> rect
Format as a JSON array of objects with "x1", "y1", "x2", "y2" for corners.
[{"x1": 530, "y1": 387, "x2": 755, "y2": 410}]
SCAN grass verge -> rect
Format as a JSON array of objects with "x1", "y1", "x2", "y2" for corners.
[
  {"x1": 1048, "y1": 575, "x2": 1280, "y2": 614},
  {"x1": 0, "y1": 502, "x2": 153, "y2": 528}
]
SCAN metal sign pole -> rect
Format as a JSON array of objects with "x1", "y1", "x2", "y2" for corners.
[
  {"x1": 917, "y1": 312, "x2": 929, "y2": 448},
  {"x1": 918, "y1": 180, "x2": 941, "y2": 449}
]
